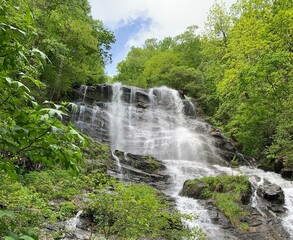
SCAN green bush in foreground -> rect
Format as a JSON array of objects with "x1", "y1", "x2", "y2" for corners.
[{"x1": 85, "y1": 182, "x2": 207, "y2": 240}]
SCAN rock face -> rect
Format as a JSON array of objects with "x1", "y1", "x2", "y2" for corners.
[
  {"x1": 111, "y1": 150, "x2": 169, "y2": 190},
  {"x1": 114, "y1": 150, "x2": 166, "y2": 174},
  {"x1": 70, "y1": 84, "x2": 252, "y2": 168},
  {"x1": 210, "y1": 129, "x2": 255, "y2": 165},
  {"x1": 205, "y1": 201, "x2": 289, "y2": 240}
]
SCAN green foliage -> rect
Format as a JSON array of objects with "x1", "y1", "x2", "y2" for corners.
[
  {"x1": 0, "y1": 170, "x2": 48, "y2": 237},
  {"x1": 198, "y1": 0, "x2": 293, "y2": 159},
  {"x1": 23, "y1": 169, "x2": 85, "y2": 200},
  {"x1": 184, "y1": 175, "x2": 250, "y2": 230},
  {"x1": 140, "y1": 50, "x2": 183, "y2": 87},
  {"x1": 0, "y1": 166, "x2": 115, "y2": 238},
  {"x1": 86, "y1": 182, "x2": 205, "y2": 240},
  {"x1": 115, "y1": 46, "x2": 157, "y2": 87},
  {"x1": 28, "y1": 0, "x2": 115, "y2": 100},
  {"x1": 115, "y1": 28, "x2": 202, "y2": 90},
  {"x1": 0, "y1": 0, "x2": 87, "y2": 174}
]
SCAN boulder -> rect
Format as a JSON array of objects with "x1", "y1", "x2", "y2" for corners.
[
  {"x1": 281, "y1": 168, "x2": 293, "y2": 179},
  {"x1": 111, "y1": 150, "x2": 169, "y2": 190},
  {"x1": 179, "y1": 179, "x2": 206, "y2": 199},
  {"x1": 257, "y1": 183, "x2": 285, "y2": 204},
  {"x1": 114, "y1": 150, "x2": 166, "y2": 174}
]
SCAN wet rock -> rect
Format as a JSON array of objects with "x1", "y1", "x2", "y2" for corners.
[
  {"x1": 182, "y1": 99, "x2": 196, "y2": 118},
  {"x1": 70, "y1": 85, "x2": 113, "y2": 104},
  {"x1": 136, "y1": 90, "x2": 150, "y2": 104},
  {"x1": 179, "y1": 179, "x2": 206, "y2": 199},
  {"x1": 210, "y1": 129, "x2": 238, "y2": 162},
  {"x1": 268, "y1": 204, "x2": 286, "y2": 213},
  {"x1": 111, "y1": 150, "x2": 169, "y2": 189},
  {"x1": 114, "y1": 150, "x2": 166, "y2": 174},
  {"x1": 281, "y1": 168, "x2": 293, "y2": 179},
  {"x1": 274, "y1": 158, "x2": 285, "y2": 173},
  {"x1": 257, "y1": 183, "x2": 285, "y2": 204},
  {"x1": 210, "y1": 129, "x2": 255, "y2": 167}
]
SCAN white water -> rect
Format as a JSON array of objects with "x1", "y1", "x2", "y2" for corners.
[
  {"x1": 104, "y1": 84, "x2": 234, "y2": 238},
  {"x1": 65, "y1": 210, "x2": 82, "y2": 231},
  {"x1": 239, "y1": 166, "x2": 293, "y2": 237},
  {"x1": 74, "y1": 84, "x2": 293, "y2": 239}
]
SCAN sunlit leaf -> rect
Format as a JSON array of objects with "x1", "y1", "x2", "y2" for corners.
[
  {"x1": 31, "y1": 48, "x2": 48, "y2": 60},
  {"x1": 40, "y1": 108, "x2": 67, "y2": 119},
  {"x1": 19, "y1": 236, "x2": 35, "y2": 240},
  {"x1": 11, "y1": 81, "x2": 31, "y2": 92}
]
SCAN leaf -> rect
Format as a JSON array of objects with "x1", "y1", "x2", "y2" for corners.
[
  {"x1": 54, "y1": 104, "x2": 61, "y2": 110},
  {"x1": 69, "y1": 127, "x2": 85, "y2": 142},
  {"x1": 0, "y1": 139, "x2": 18, "y2": 152},
  {"x1": 40, "y1": 108, "x2": 67, "y2": 119},
  {"x1": 0, "y1": 210, "x2": 15, "y2": 218},
  {"x1": 31, "y1": 48, "x2": 48, "y2": 60},
  {"x1": 18, "y1": 51, "x2": 29, "y2": 63},
  {"x1": 4, "y1": 77, "x2": 12, "y2": 84},
  {"x1": 11, "y1": 81, "x2": 31, "y2": 93},
  {"x1": 9, "y1": 25, "x2": 26, "y2": 36},
  {"x1": 4, "y1": 237, "x2": 16, "y2": 240},
  {"x1": 21, "y1": 75, "x2": 45, "y2": 88},
  {"x1": 19, "y1": 236, "x2": 35, "y2": 240},
  {"x1": 67, "y1": 102, "x2": 78, "y2": 113},
  {"x1": 51, "y1": 126, "x2": 60, "y2": 133},
  {"x1": 14, "y1": 125, "x2": 29, "y2": 134}
]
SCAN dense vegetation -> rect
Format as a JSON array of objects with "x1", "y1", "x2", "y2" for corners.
[
  {"x1": 2, "y1": 0, "x2": 293, "y2": 238},
  {"x1": 0, "y1": 0, "x2": 204, "y2": 239},
  {"x1": 114, "y1": 0, "x2": 293, "y2": 169}
]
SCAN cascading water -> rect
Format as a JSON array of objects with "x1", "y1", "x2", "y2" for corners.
[{"x1": 72, "y1": 83, "x2": 293, "y2": 239}]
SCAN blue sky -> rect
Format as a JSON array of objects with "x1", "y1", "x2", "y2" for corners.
[
  {"x1": 89, "y1": 0, "x2": 236, "y2": 76},
  {"x1": 106, "y1": 17, "x2": 152, "y2": 76}
]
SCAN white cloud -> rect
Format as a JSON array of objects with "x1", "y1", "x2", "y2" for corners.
[
  {"x1": 89, "y1": 0, "x2": 236, "y2": 75},
  {"x1": 90, "y1": 0, "x2": 235, "y2": 47}
]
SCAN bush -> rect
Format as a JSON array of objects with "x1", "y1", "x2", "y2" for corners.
[{"x1": 85, "y1": 182, "x2": 205, "y2": 239}]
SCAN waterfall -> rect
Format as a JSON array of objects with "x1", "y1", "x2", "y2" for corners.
[{"x1": 72, "y1": 83, "x2": 293, "y2": 239}]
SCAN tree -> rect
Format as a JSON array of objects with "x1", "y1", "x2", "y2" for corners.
[
  {"x1": 29, "y1": 0, "x2": 115, "y2": 100},
  {"x1": 0, "y1": 0, "x2": 85, "y2": 174},
  {"x1": 115, "y1": 46, "x2": 155, "y2": 87}
]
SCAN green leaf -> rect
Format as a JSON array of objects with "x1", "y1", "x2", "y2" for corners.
[
  {"x1": 31, "y1": 48, "x2": 48, "y2": 60},
  {"x1": 4, "y1": 237, "x2": 16, "y2": 240},
  {"x1": 11, "y1": 81, "x2": 31, "y2": 93},
  {"x1": 69, "y1": 127, "x2": 85, "y2": 142},
  {"x1": 40, "y1": 108, "x2": 67, "y2": 119},
  {"x1": 9, "y1": 25, "x2": 26, "y2": 36},
  {"x1": 19, "y1": 236, "x2": 35, "y2": 240},
  {"x1": 0, "y1": 210, "x2": 15, "y2": 218},
  {"x1": 4, "y1": 77, "x2": 12, "y2": 84}
]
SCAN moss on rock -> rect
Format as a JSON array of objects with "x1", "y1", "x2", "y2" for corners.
[{"x1": 180, "y1": 175, "x2": 251, "y2": 230}]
